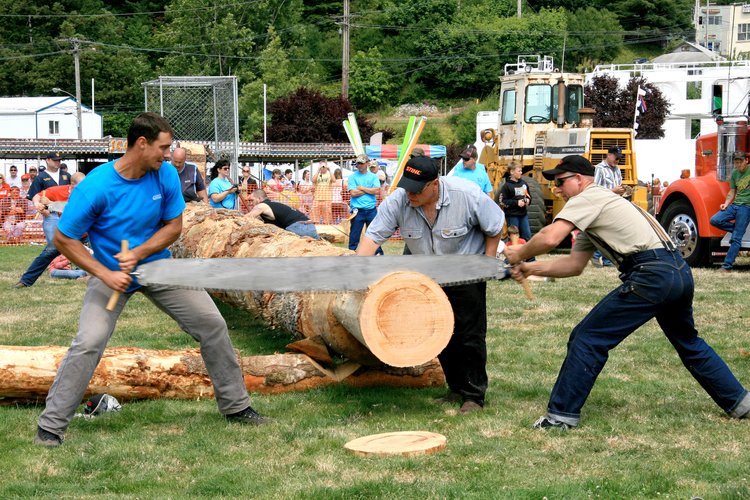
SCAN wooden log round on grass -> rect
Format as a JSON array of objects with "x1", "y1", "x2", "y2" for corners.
[
  {"x1": 344, "y1": 431, "x2": 447, "y2": 457},
  {"x1": 173, "y1": 205, "x2": 454, "y2": 368}
]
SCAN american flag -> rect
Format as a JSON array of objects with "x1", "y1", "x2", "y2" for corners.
[{"x1": 637, "y1": 87, "x2": 648, "y2": 113}]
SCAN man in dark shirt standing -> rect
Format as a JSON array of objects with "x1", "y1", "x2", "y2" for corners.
[
  {"x1": 246, "y1": 189, "x2": 320, "y2": 239},
  {"x1": 171, "y1": 147, "x2": 208, "y2": 203}
]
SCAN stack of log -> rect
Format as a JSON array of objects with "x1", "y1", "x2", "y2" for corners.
[{"x1": 0, "y1": 205, "x2": 452, "y2": 403}]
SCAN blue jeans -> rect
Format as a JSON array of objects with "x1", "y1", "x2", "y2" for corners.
[
  {"x1": 19, "y1": 213, "x2": 61, "y2": 287},
  {"x1": 505, "y1": 214, "x2": 531, "y2": 241},
  {"x1": 592, "y1": 250, "x2": 613, "y2": 266},
  {"x1": 709, "y1": 203, "x2": 750, "y2": 269},
  {"x1": 348, "y1": 207, "x2": 383, "y2": 255},
  {"x1": 547, "y1": 248, "x2": 747, "y2": 426},
  {"x1": 50, "y1": 269, "x2": 88, "y2": 280},
  {"x1": 505, "y1": 214, "x2": 535, "y2": 261},
  {"x1": 286, "y1": 222, "x2": 320, "y2": 239}
]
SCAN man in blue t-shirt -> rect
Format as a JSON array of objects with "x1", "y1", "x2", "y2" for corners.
[
  {"x1": 448, "y1": 144, "x2": 493, "y2": 196},
  {"x1": 34, "y1": 113, "x2": 269, "y2": 448},
  {"x1": 348, "y1": 154, "x2": 383, "y2": 255}
]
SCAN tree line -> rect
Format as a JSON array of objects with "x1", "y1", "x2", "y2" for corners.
[{"x1": 0, "y1": 0, "x2": 691, "y2": 139}]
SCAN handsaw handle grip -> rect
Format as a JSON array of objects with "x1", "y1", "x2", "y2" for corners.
[
  {"x1": 509, "y1": 234, "x2": 534, "y2": 301},
  {"x1": 106, "y1": 240, "x2": 128, "y2": 312}
]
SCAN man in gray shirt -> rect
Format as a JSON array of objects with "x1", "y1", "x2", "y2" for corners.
[
  {"x1": 356, "y1": 156, "x2": 504, "y2": 414},
  {"x1": 171, "y1": 147, "x2": 208, "y2": 203},
  {"x1": 591, "y1": 146, "x2": 626, "y2": 266}
]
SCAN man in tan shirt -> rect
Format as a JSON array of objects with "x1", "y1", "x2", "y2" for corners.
[{"x1": 505, "y1": 155, "x2": 749, "y2": 429}]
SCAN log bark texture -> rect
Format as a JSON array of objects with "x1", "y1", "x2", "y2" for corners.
[
  {"x1": 172, "y1": 206, "x2": 453, "y2": 368},
  {"x1": 0, "y1": 346, "x2": 445, "y2": 403}
]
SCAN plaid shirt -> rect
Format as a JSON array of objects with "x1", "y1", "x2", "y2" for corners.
[{"x1": 594, "y1": 160, "x2": 622, "y2": 190}]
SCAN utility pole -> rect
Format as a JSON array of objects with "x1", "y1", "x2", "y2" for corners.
[
  {"x1": 342, "y1": 0, "x2": 350, "y2": 99},
  {"x1": 517, "y1": 0, "x2": 522, "y2": 18},
  {"x1": 65, "y1": 38, "x2": 83, "y2": 140}
]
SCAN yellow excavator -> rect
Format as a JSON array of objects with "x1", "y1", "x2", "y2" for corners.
[{"x1": 478, "y1": 55, "x2": 647, "y2": 234}]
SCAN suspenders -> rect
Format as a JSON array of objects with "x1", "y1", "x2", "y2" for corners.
[{"x1": 631, "y1": 203, "x2": 677, "y2": 252}]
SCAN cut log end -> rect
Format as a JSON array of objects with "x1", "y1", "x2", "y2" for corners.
[{"x1": 335, "y1": 271, "x2": 454, "y2": 368}]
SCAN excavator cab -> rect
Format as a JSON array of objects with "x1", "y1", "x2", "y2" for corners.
[{"x1": 479, "y1": 55, "x2": 644, "y2": 234}]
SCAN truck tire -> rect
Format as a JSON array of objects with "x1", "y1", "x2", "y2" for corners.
[
  {"x1": 496, "y1": 176, "x2": 547, "y2": 236},
  {"x1": 525, "y1": 177, "x2": 547, "y2": 235},
  {"x1": 658, "y1": 200, "x2": 710, "y2": 267}
]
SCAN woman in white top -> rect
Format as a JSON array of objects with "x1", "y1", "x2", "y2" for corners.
[{"x1": 297, "y1": 169, "x2": 314, "y2": 216}]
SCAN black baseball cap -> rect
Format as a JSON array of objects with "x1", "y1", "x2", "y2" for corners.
[
  {"x1": 459, "y1": 144, "x2": 477, "y2": 161},
  {"x1": 542, "y1": 155, "x2": 595, "y2": 180},
  {"x1": 398, "y1": 156, "x2": 438, "y2": 192},
  {"x1": 607, "y1": 146, "x2": 622, "y2": 158},
  {"x1": 46, "y1": 152, "x2": 62, "y2": 161}
]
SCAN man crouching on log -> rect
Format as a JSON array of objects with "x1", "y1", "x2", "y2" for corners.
[
  {"x1": 356, "y1": 156, "x2": 504, "y2": 414},
  {"x1": 34, "y1": 113, "x2": 270, "y2": 448}
]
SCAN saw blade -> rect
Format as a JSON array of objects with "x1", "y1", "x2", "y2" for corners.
[{"x1": 134, "y1": 255, "x2": 501, "y2": 293}]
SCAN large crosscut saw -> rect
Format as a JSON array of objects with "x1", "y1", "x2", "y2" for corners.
[{"x1": 133, "y1": 255, "x2": 502, "y2": 292}]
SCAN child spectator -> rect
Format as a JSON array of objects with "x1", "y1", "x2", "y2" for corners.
[
  {"x1": 2, "y1": 186, "x2": 27, "y2": 241},
  {"x1": 499, "y1": 162, "x2": 532, "y2": 243},
  {"x1": 506, "y1": 224, "x2": 526, "y2": 245}
]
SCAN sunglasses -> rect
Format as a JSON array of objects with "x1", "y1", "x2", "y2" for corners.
[
  {"x1": 554, "y1": 174, "x2": 577, "y2": 187},
  {"x1": 220, "y1": 166, "x2": 230, "y2": 170},
  {"x1": 242, "y1": 170, "x2": 250, "y2": 173}
]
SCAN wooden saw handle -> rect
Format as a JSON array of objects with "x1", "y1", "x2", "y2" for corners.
[
  {"x1": 106, "y1": 240, "x2": 129, "y2": 312},
  {"x1": 509, "y1": 234, "x2": 534, "y2": 301}
]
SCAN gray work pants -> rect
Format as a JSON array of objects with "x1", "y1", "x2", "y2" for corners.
[{"x1": 38, "y1": 277, "x2": 251, "y2": 436}]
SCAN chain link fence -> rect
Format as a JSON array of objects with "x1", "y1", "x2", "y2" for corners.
[{"x1": 143, "y1": 76, "x2": 240, "y2": 177}]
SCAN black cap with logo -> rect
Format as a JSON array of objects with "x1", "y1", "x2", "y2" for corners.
[{"x1": 397, "y1": 156, "x2": 438, "y2": 193}]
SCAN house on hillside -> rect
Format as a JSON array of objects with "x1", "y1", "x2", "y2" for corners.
[
  {"x1": 0, "y1": 97, "x2": 102, "y2": 140},
  {"x1": 696, "y1": 3, "x2": 750, "y2": 58},
  {"x1": 650, "y1": 41, "x2": 724, "y2": 64}
]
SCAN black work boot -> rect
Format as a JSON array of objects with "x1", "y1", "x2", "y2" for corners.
[
  {"x1": 33, "y1": 426, "x2": 63, "y2": 447},
  {"x1": 225, "y1": 406, "x2": 273, "y2": 426}
]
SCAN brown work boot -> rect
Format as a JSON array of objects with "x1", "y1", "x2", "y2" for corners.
[
  {"x1": 434, "y1": 392, "x2": 462, "y2": 404},
  {"x1": 458, "y1": 400, "x2": 483, "y2": 415}
]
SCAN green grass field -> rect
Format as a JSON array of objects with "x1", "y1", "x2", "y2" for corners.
[{"x1": 1, "y1": 244, "x2": 749, "y2": 498}]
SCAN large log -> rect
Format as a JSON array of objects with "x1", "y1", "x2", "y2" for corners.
[
  {"x1": 0, "y1": 346, "x2": 445, "y2": 403},
  {"x1": 173, "y1": 206, "x2": 453, "y2": 368}
]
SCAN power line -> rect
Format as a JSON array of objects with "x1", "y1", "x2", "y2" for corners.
[
  {"x1": 0, "y1": 50, "x2": 67, "y2": 61},
  {"x1": 0, "y1": 0, "x2": 267, "y2": 19}
]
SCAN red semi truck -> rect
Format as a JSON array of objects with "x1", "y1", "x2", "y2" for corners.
[{"x1": 657, "y1": 115, "x2": 750, "y2": 266}]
